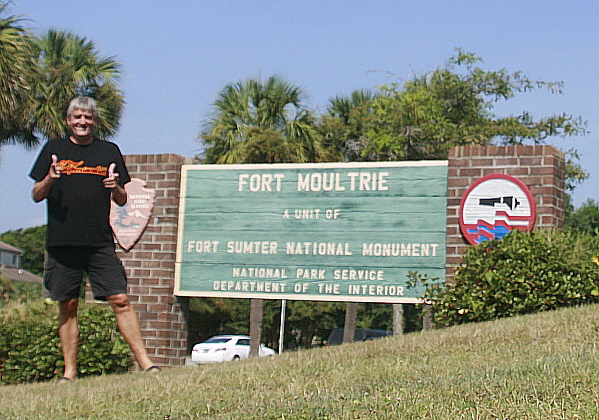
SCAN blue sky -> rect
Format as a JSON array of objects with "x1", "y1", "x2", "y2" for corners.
[{"x1": 1, "y1": 0, "x2": 598, "y2": 233}]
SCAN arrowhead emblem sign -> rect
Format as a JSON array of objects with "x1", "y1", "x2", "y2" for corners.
[{"x1": 110, "y1": 178, "x2": 156, "y2": 251}]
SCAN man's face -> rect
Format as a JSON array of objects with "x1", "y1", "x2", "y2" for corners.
[{"x1": 66, "y1": 109, "x2": 96, "y2": 140}]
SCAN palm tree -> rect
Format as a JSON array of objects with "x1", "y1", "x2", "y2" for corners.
[
  {"x1": 28, "y1": 29, "x2": 124, "y2": 142},
  {"x1": 1, "y1": 3, "x2": 124, "y2": 146},
  {"x1": 199, "y1": 76, "x2": 334, "y2": 347},
  {"x1": 0, "y1": 2, "x2": 34, "y2": 147},
  {"x1": 319, "y1": 89, "x2": 378, "y2": 161},
  {"x1": 0, "y1": 3, "x2": 124, "y2": 146},
  {"x1": 200, "y1": 75, "x2": 330, "y2": 164},
  {"x1": 327, "y1": 89, "x2": 377, "y2": 124}
]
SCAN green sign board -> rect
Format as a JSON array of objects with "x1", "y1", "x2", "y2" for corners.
[{"x1": 175, "y1": 162, "x2": 448, "y2": 303}]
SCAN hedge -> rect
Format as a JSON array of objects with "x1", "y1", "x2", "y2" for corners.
[
  {"x1": 415, "y1": 229, "x2": 599, "y2": 327},
  {"x1": 0, "y1": 301, "x2": 132, "y2": 384}
]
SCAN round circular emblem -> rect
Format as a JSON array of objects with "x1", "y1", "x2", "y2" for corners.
[{"x1": 459, "y1": 174, "x2": 536, "y2": 245}]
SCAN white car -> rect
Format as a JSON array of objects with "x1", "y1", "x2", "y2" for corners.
[{"x1": 190, "y1": 335, "x2": 276, "y2": 364}]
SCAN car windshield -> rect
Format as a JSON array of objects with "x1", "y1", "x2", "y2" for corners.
[{"x1": 203, "y1": 337, "x2": 232, "y2": 344}]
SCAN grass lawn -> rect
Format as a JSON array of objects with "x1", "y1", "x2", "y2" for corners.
[{"x1": 2, "y1": 304, "x2": 599, "y2": 419}]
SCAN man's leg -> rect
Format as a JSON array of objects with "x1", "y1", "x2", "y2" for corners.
[
  {"x1": 107, "y1": 293, "x2": 155, "y2": 371},
  {"x1": 59, "y1": 298, "x2": 79, "y2": 380}
]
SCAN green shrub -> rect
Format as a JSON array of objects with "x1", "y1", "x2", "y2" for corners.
[
  {"x1": 418, "y1": 229, "x2": 599, "y2": 327},
  {"x1": 0, "y1": 301, "x2": 132, "y2": 384}
]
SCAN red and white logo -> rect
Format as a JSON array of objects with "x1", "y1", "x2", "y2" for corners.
[{"x1": 459, "y1": 174, "x2": 536, "y2": 245}]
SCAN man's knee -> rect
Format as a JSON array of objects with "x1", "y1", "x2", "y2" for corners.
[{"x1": 59, "y1": 299, "x2": 79, "y2": 318}]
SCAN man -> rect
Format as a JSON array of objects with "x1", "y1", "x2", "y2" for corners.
[{"x1": 30, "y1": 96, "x2": 159, "y2": 381}]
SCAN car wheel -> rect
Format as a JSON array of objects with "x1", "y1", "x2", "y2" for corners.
[{"x1": 232, "y1": 355, "x2": 241, "y2": 361}]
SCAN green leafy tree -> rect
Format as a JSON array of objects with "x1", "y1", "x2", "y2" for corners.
[
  {"x1": 359, "y1": 49, "x2": 586, "y2": 162},
  {"x1": 285, "y1": 301, "x2": 346, "y2": 348},
  {"x1": 317, "y1": 49, "x2": 588, "y2": 189},
  {"x1": 9, "y1": 281, "x2": 42, "y2": 302},
  {"x1": 0, "y1": 273, "x2": 16, "y2": 305},
  {"x1": 200, "y1": 75, "x2": 331, "y2": 164},
  {"x1": 189, "y1": 298, "x2": 250, "y2": 343},
  {"x1": 0, "y1": 225, "x2": 46, "y2": 276},
  {"x1": 565, "y1": 199, "x2": 599, "y2": 234}
]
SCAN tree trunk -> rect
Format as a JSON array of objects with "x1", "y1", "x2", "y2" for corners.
[
  {"x1": 249, "y1": 298, "x2": 264, "y2": 357},
  {"x1": 392, "y1": 303, "x2": 404, "y2": 335},
  {"x1": 343, "y1": 302, "x2": 358, "y2": 344},
  {"x1": 422, "y1": 304, "x2": 433, "y2": 331}
]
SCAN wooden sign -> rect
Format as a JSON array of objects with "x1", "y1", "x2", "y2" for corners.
[
  {"x1": 174, "y1": 162, "x2": 448, "y2": 303},
  {"x1": 110, "y1": 178, "x2": 155, "y2": 251}
]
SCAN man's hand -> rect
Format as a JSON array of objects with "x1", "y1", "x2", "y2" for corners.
[
  {"x1": 105, "y1": 162, "x2": 127, "y2": 206},
  {"x1": 103, "y1": 163, "x2": 119, "y2": 189},
  {"x1": 49, "y1": 154, "x2": 61, "y2": 179}
]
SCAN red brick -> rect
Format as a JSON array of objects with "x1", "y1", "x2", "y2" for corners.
[
  {"x1": 446, "y1": 256, "x2": 464, "y2": 265},
  {"x1": 448, "y1": 178, "x2": 471, "y2": 187},
  {"x1": 124, "y1": 259, "x2": 142, "y2": 267},
  {"x1": 158, "y1": 348, "x2": 180, "y2": 357},
  {"x1": 507, "y1": 167, "x2": 530, "y2": 176},
  {"x1": 130, "y1": 286, "x2": 151, "y2": 295},
  {"x1": 459, "y1": 168, "x2": 483, "y2": 177},
  {"x1": 150, "y1": 342, "x2": 173, "y2": 352},
  {"x1": 132, "y1": 251, "x2": 153, "y2": 259},
  {"x1": 446, "y1": 226, "x2": 460, "y2": 235},
  {"x1": 151, "y1": 356, "x2": 168, "y2": 364},
  {"x1": 147, "y1": 269, "x2": 173, "y2": 278},
  {"x1": 449, "y1": 158, "x2": 471, "y2": 167},
  {"x1": 471, "y1": 158, "x2": 495, "y2": 166},
  {"x1": 520, "y1": 156, "x2": 543, "y2": 166},
  {"x1": 132, "y1": 269, "x2": 151, "y2": 277},
  {"x1": 146, "y1": 324, "x2": 172, "y2": 334},
  {"x1": 541, "y1": 215, "x2": 558, "y2": 225},
  {"x1": 530, "y1": 186, "x2": 557, "y2": 196},
  {"x1": 495, "y1": 157, "x2": 519, "y2": 166},
  {"x1": 148, "y1": 304, "x2": 171, "y2": 311},
  {"x1": 148, "y1": 173, "x2": 167, "y2": 180},
  {"x1": 139, "y1": 278, "x2": 160, "y2": 285},
  {"x1": 150, "y1": 287, "x2": 173, "y2": 295},
  {"x1": 522, "y1": 176, "x2": 542, "y2": 186}
]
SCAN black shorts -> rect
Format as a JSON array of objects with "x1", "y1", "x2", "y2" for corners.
[{"x1": 44, "y1": 246, "x2": 128, "y2": 301}]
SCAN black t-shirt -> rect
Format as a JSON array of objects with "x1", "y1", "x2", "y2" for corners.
[{"x1": 29, "y1": 137, "x2": 131, "y2": 247}]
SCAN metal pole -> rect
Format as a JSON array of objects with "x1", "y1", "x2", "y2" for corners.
[{"x1": 278, "y1": 299, "x2": 286, "y2": 354}]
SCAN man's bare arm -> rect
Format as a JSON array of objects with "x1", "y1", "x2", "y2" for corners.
[
  {"x1": 111, "y1": 184, "x2": 127, "y2": 206},
  {"x1": 32, "y1": 176, "x2": 57, "y2": 202}
]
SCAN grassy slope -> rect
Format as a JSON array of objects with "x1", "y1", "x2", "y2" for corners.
[{"x1": 2, "y1": 304, "x2": 599, "y2": 419}]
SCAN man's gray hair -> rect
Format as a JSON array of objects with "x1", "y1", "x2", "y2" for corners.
[{"x1": 66, "y1": 96, "x2": 99, "y2": 119}]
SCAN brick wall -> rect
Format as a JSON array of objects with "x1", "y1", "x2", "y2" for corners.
[
  {"x1": 117, "y1": 154, "x2": 193, "y2": 366},
  {"x1": 446, "y1": 145, "x2": 566, "y2": 281}
]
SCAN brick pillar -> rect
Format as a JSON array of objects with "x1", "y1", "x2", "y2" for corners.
[
  {"x1": 446, "y1": 145, "x2": 566, "y2": 281},
  {"x1": 116, "y1": 154, "x2": 194, "y2": 366}
]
